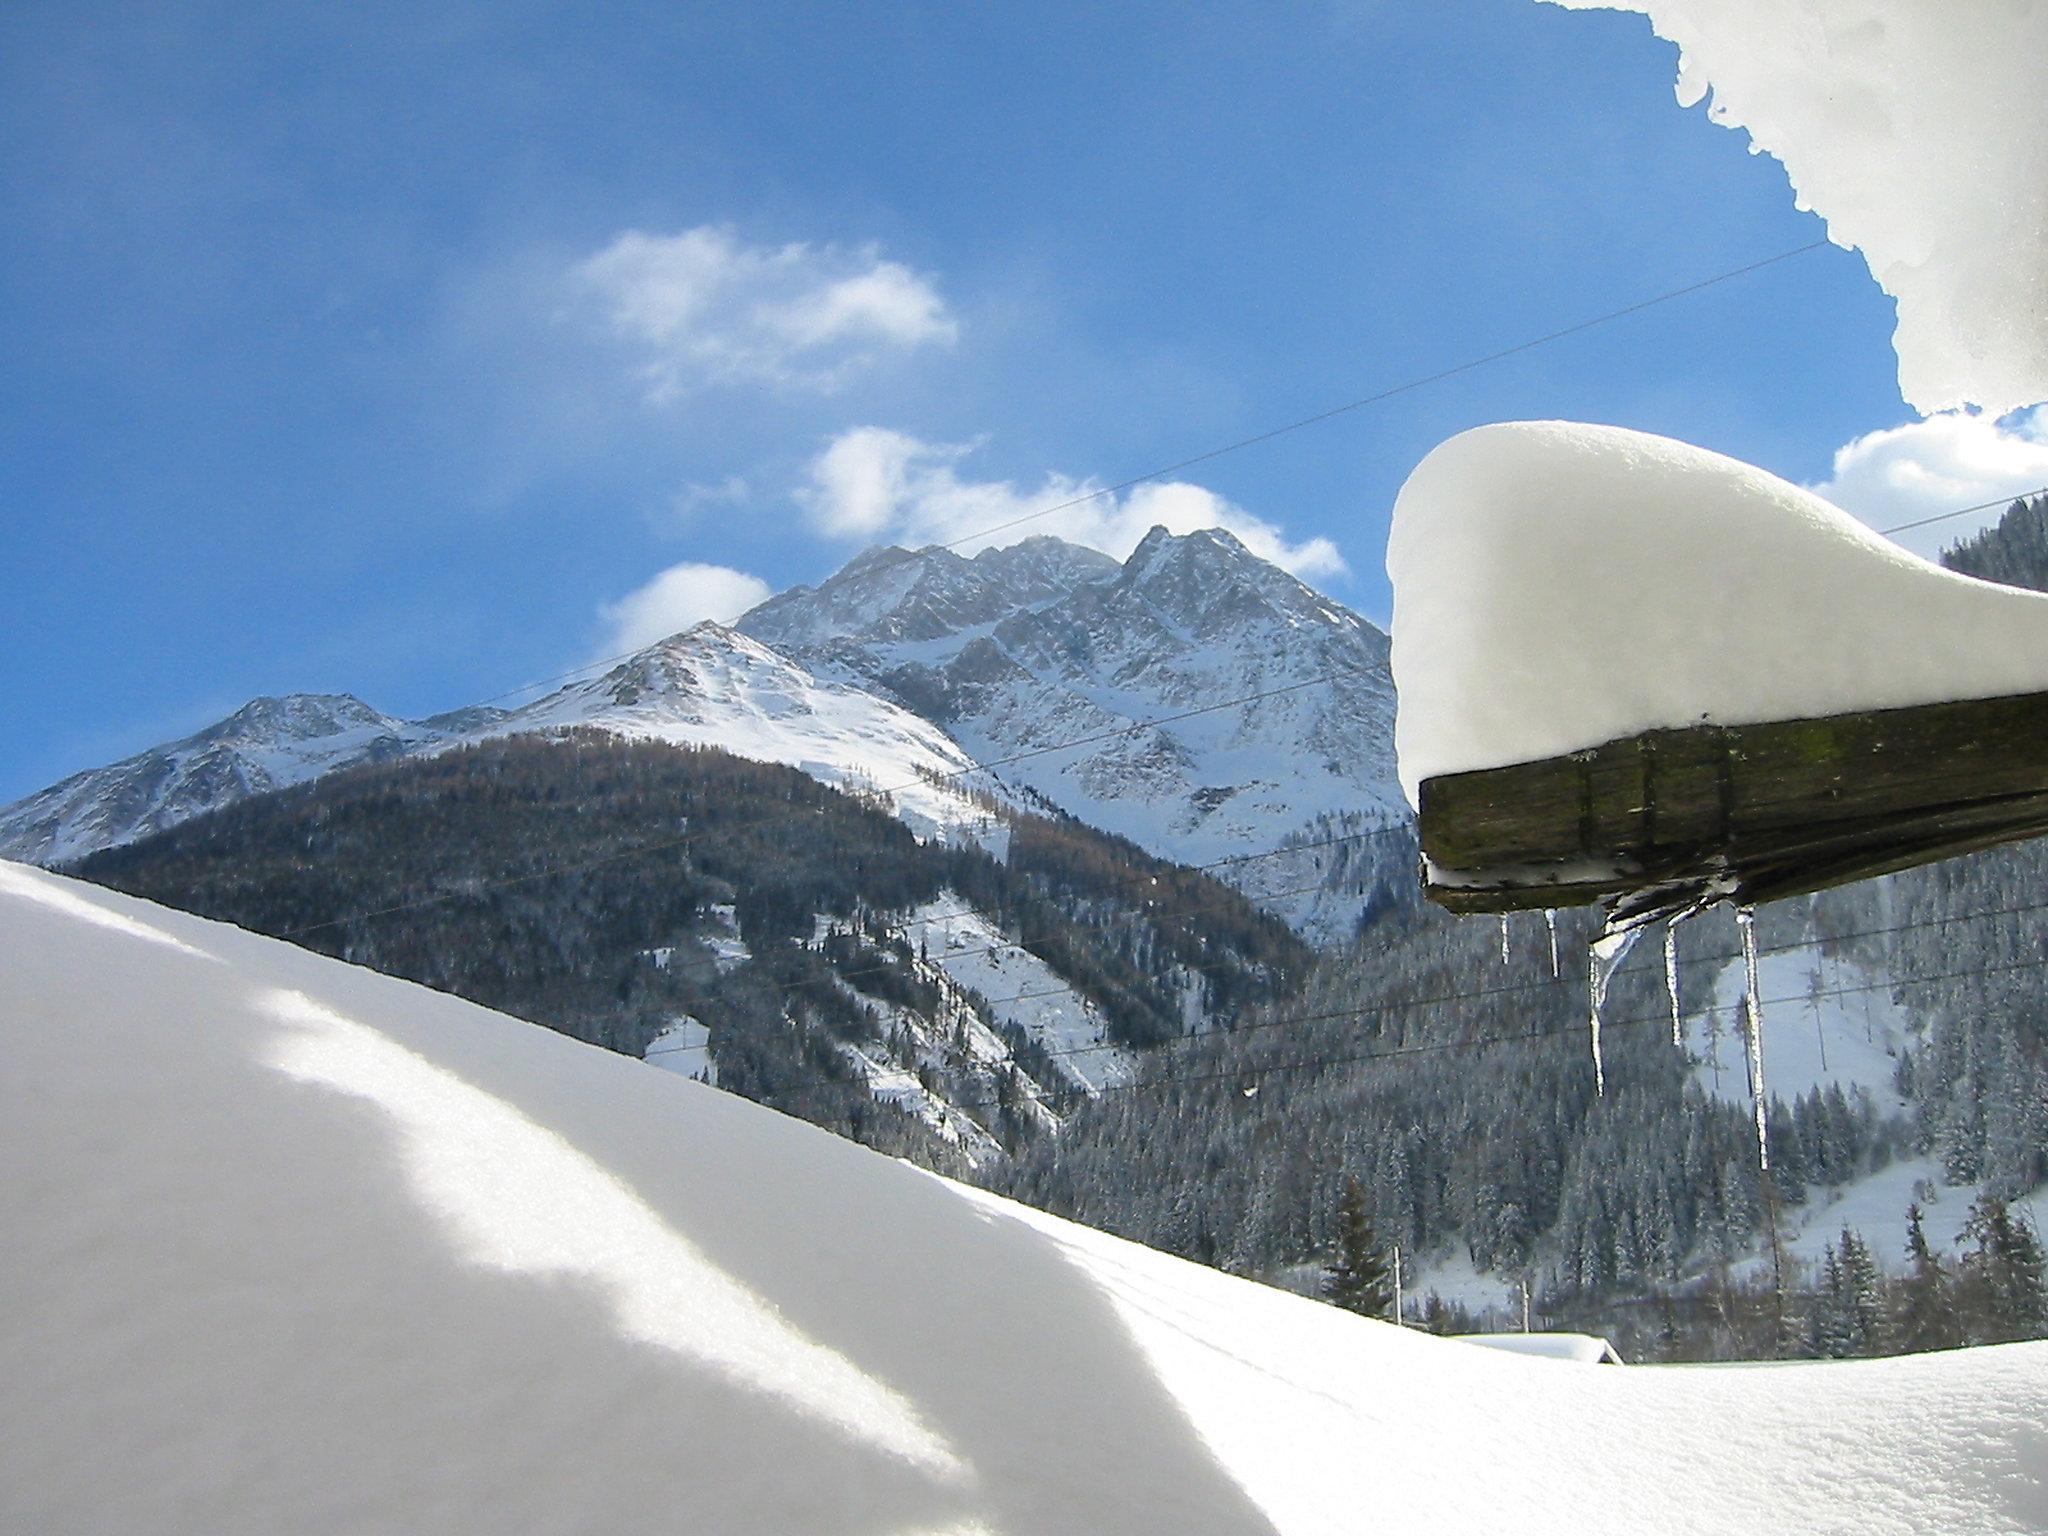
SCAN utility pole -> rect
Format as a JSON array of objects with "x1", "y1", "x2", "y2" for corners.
[{"x1": 1393, "y1": 1245, "x2": 1403, "y2": 1326}]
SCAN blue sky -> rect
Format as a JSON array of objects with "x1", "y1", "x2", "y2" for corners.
[{"x1": 5, "y1": 0, "x2": 2043, "y2": 802}]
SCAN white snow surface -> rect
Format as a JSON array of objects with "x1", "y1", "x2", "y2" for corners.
[
  {"x1": 1769, "y1": 1157, "x2": 2048, "y2": 1279},
  {"x1": 907, "y1": 892, "x2": 1134, "y2": 1093},
  {"x1": 1540, "y1": 0, "x2": 2048, "y2": 415},
  {"x1": 8, "y1": 860, "x2": 2048, "y2": 1535},
  {"x1": 644, "y1": 1015, "x2": 717, "y2": 1086},
  {"x1": 1388, "y1": 421, "x2": 2048, "y2": 800}
]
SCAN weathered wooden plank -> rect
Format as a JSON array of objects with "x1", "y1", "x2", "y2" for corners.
[{"x1": 1418, "y1": 688, "x2": 2048, "y2": 917}]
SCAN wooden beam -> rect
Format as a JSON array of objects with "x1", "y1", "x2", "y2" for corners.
[{"x1": 1417, "y1": 688, "x2": 2048, "y2": 917}]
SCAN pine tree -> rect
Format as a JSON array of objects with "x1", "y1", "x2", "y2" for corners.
[
  {"x1": 1960, "y1": 1194, "x2": 2048, "y2": 1344},
  {"x1": 1323, "y1": 1174, "x2": 1397, "y2": 1320},
  {"x1": 1836, "y1": 1228, "x2": 1888, "y2": 1356},
  {"x1": 1893, "y1": 1202, "x2": 1963, "y2": 1353}
]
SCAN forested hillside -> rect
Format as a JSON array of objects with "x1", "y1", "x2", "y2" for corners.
[{"x1": 78, "y1": 732, "x2": 1307, "y2": 1172}]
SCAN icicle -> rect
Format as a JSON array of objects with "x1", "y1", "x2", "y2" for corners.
[
  {"x1": 1663, "y1": 922, "x2": 1682, "y2": 1045},
  {"x1": 1543, "y1": 909, "x2": 1559, "y2": 978},
  {"x1": 1585, "y1": 948, "x2": 1606, "y2": 1097},
  {"x1": 1499, "y1": 913, "x2": 1511, "y2": 966},
  {"x1": 1737, "y1": 906, "x2": 1770, "y2": 1170},
  {"x1": 1585, "y1": 923, "x2": 1644, "y2": 1098}
]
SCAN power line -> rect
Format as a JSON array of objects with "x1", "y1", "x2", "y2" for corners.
[{"x1": 1878, "y1": 485, "x2": 2048, "y2": 538}]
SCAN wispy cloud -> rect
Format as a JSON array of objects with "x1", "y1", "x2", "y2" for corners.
[
  {"x1": 1810, "y1": 408, "x2": 2048, "y2": 558},
  {"x1": 798, "y1": 427, "x2": 1348, "y2": 580},
  {"x1": 598, "y1": 561, "x2": 774, "y2": 653},
  {"x1": 572, "y1": 226, "x2": 958, "y2": 399}
]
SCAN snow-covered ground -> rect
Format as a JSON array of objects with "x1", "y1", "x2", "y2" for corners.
[
  {"x1": 906, "y1": 891, "x2": 1135, "y2": 1092},
  {"x1": 8, "y1": 858, "x2": 2046, "y2": 1535},
  {"x1": 1762, "y1": 1157, "x2": 2048, "y2": 1284}
]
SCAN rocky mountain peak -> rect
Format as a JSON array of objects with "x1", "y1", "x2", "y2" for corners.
[
  {"x1": 738, "y1": 535, "x2": 1118, "y2": 657},
  {"x1": 213, "y1": 693, "x2": 392, "y2": 741},
  {"x1": 1114, "y1": 525, "x2": 1346, "y2": 641}
]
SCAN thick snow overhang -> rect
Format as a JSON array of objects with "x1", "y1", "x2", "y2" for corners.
[{"x1": 1389, "y1": 422, "x2": 2048, "y2": 920}]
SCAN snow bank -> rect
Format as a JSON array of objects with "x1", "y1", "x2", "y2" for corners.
[
  {"x1": 1388, "y1": 421, "x2": 2048, "y2": 800},
  {"x1": 6, "y1": 858, "x2": 2048, "y2": 1535},
  {"x1": 1540, "y1": 0, "x2": 2048, "y2": 415}
]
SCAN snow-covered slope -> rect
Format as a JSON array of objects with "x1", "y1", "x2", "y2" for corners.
[
  {"x1": 5, "y1": 860, "x2": 2045, "y2": 1535},
  {"x1": 490, "y1": 623, "x2": 1004, "y2": 841},
  {"x1": 742, "y1": 528, "x2": 1410, "y2": 913},
  {"x1": 0, "y1": 694, "x2": 498, "y2": 866}
]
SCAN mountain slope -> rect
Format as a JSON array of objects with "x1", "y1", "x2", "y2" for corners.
[
  {"x1": 0, "y1": 694, "x2": 496, "y2": 866},
  {"x1": 1, "y1": 625, "x2": 999, "y2": 864},
  {"x1": 742, "y1": 527, "x2": 1410, "y2": 934},
  {"x1": 7, "y1": 858, "x2": 2042, "y2": 1536},
  {"x1": 489, "y1": 623, "x2": 1003, "y2": 841}
]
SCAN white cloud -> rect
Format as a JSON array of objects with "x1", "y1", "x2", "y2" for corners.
[
  {"x1": 599, "y1": 562, "x2": 774, "y2": 654},
  {"x1": 1809, "y1": 408, "x2": 2048, "y2": 558},
  {"x1": 572, "y1": 226, "x2": 958, "y2": 399},
  {"x1": 797, "y1": 428, "x2": 1349, "y2": 580}
]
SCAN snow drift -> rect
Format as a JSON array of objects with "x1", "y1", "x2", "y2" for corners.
[
  {"x1": 5, "y1": 859, "x2": 2046, "y2": 1534},
  {"x1": 1388, "y1": 420, "x2": 2048, "y2": 801},
  {"x1": 1540, "y1": 0, "x2": 2048, "y2": 415}
]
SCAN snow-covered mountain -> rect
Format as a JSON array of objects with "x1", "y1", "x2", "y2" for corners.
[
  {"x1": 5, "y1": 530, "x2": 1410, "y2": 934},
  {"x1": 0, "y1": 694, "x2": 499, "y2": 867},
  {"x1": 0, "y1": 627, "x2": 998, "y2": 865},
  {"x1": 742, "y1": 528, "x2": 1410, "y2": 928},
  {"x1": 487, "y1": 624, "x2": 1002, "y2": 842}
]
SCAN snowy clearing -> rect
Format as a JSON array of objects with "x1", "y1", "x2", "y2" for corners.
[
  {"x1": 1687, "y1": 949, "x2": 1911, "y2": 1112},
  {"x1": 905, "y1": 892, "x2": 1135, "y2": 1093},
  {"x1": 1388, "y1": 422, "x2": 2048, "y2": 800},
  {"x1": 644, "y1": 1015, "x2": 716, "y2": 1086},
  {"x1": 5, "y1": 861, "x2": 2046, "y2": 1535}
]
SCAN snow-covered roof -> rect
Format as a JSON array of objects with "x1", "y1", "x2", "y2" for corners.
[
  {"x1": 1387, "y1": 420, "x2": 2048, "y2": 803},
  {"x1": 6, "y1": 858, "x2": 2047, "y2": 1534},
  {"x1": 1540, "y1": 0, "x2": 2048, "y2": 415},
  {"x1": 1453, "y1": 1332, "x2": 1625, "y2": 1365}
]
